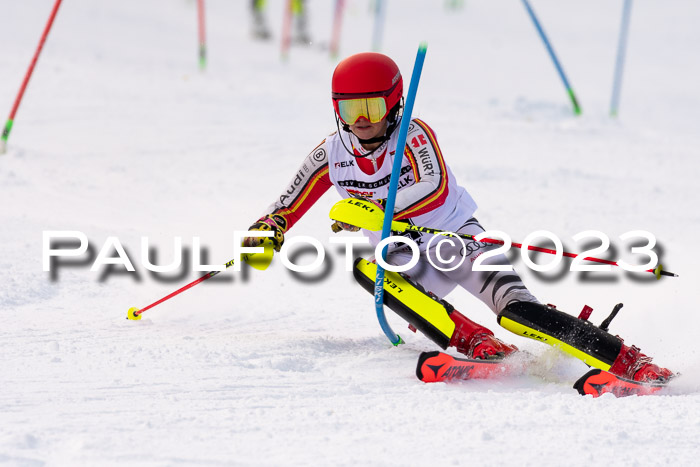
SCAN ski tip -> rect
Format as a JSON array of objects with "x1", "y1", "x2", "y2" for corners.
[
  {"x1": 574, "y1": 368, "x2": 668, "y2": 398},
  {"x1": 573, "y1": 369, "x2": 602, "y2": 396},
  {"x1": 126, "y1": 307, "x2": 142, "y2": 321},
  {"x1": 416, "y1": 351, "x2": 512, "y2": 384},
  {"x1": 416, "y1": 351, "x2": 443, "y2": 381}
]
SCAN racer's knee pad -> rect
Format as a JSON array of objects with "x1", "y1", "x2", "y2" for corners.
[
  {"x1": 352, "y1": 257, "x2": 455, "y2": 349},
  {"x1": 497, "y1": 301, "x2": 622, "y2": 370}
]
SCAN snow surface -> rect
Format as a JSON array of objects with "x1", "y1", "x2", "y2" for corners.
[{"x1": 1, "y1": 0, "x2": 699, "y2": 465}]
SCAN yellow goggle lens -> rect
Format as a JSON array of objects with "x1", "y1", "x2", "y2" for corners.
[{"x1": 337, "y1": 97, "x2": 388, "y2": 125}]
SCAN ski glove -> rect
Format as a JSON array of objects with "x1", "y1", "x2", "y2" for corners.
[
  {"x1": 243, "y1": 215, "x2": 286, "y2": 252},
  {"x1": 331, "y1": 221, "x2": 360, "y2": 233}
]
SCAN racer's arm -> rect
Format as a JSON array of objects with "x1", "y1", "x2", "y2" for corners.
[
  {"x1": 393, "y1": 119, "x2": 449, "y2": 220},
  {"x1": 244, "y1": 140, "x2": 333, "y2": 249}
]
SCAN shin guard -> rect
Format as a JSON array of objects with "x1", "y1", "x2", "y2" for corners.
[
  {"x1": 498, "y1": 301, "x2": 622, "y2": 370},
  {"x1": 353, "y1": 258, "x2": 455, "y2": 349}
]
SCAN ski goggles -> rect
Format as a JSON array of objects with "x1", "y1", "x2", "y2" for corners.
[
  {"x1": 334, "y1": 97, "x2": 389, "y2": 125},
  {"x1": 332, "y1": 80, "x2": 400, "y2": 125}
]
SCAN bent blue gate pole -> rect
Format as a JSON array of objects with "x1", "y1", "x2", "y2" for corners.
[
  {"x1": 374, "y1": 42, "x2": 428, "y2": 346},
  {"x1": 610, "y1": 0, "x2": 633, "y2": 117},
  {"x1": 521, "y1": 0, "x2": 581, "y2": 115}
]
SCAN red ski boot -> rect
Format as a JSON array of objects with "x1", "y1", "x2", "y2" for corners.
[
  {"x1": 449, "y1": 310, "x2": 518, "y2": 360},
  {"x1": 608, "y1": 342, "x2": 674, "y2": 383}
]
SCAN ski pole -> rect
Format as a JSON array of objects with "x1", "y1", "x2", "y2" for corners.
[
  {"x1": 329, "y1": 198, "x2": 678, "y2": 279},
  {"x1": 1, "y1": 0, "x2": 63, "y2": 155},
  {"x1": 127, "y1": 240, "x2": 275, "y2": 320},
  {"x1": 610, "y1": 0, "x2": 633, "y2": 117},
  {"x1": 373, "y1": 42, "x2": 428, "y2": 346},
  {"x1": 520, "y1": 0, "x2": 581, "y2": 116},
  {"x1": 127, "y1": 259, "x2": 236, "y2": 320},
  {"x1": 197, "y1": 0, "x2": 207, "y2": 70}
]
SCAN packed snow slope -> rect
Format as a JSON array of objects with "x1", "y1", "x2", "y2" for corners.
[{"x1": 1, "y1": 0, "x2": 699, "y2": 465}]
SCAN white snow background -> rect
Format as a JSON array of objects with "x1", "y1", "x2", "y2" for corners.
[{"x1": 1, "y1": 0, "x2": 699, "y2": 465}]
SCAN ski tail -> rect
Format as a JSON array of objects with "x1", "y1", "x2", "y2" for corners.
[
  {"x1": 573, "y1": 368, "x2": 667, "y2": 398},
  {"x1": 416, "y1": 351, "x2": 511, "y2": 383}
]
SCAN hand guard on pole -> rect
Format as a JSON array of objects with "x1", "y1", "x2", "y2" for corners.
[{"x1": 331, "y1": 197, "x2": 386, "y2": 233}]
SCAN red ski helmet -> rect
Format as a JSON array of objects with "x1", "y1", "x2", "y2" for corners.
[{"x1": 331, "y1": 53, "x2": 403, "y2": 125}]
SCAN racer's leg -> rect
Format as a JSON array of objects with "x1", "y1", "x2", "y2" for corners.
[
  {"x1": 421, "y1": 218, "x2": 539, "y2": 313},
  {"x1": 352, "y1": 252, "x2": 517, "y2": 359},
  {"x1": 430, "y1": 218, "x2": 672, "y2": 380}
]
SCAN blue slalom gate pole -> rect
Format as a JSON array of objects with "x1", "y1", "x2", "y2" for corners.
[
  {"x1": 610, "y1": 0, "x2": 633, "y2": 117},
  {"x1": 374, "y1": 43, "x2": 428, "y2": 346},
  {"x1": 521, "y1": 0, "x2": 581, "y2": 115}
]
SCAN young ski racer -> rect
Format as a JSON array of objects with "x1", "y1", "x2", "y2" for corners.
[{"x1": 243, "y1": 52, "x2": 673, "y2": 383}]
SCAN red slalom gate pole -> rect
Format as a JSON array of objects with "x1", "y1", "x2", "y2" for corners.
[
  {"x1": 280, "y1": 0, "x2": 293, "y2": 60},
  {"x1": 196, "y1": 0, "x2": 206, "y2": 70},
  {"x1": 1, "y1": 0, "x2": 63, "y2": 154},
  {"x1": 329, "y1": 0, "x2": 346, "y2": 58}
]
